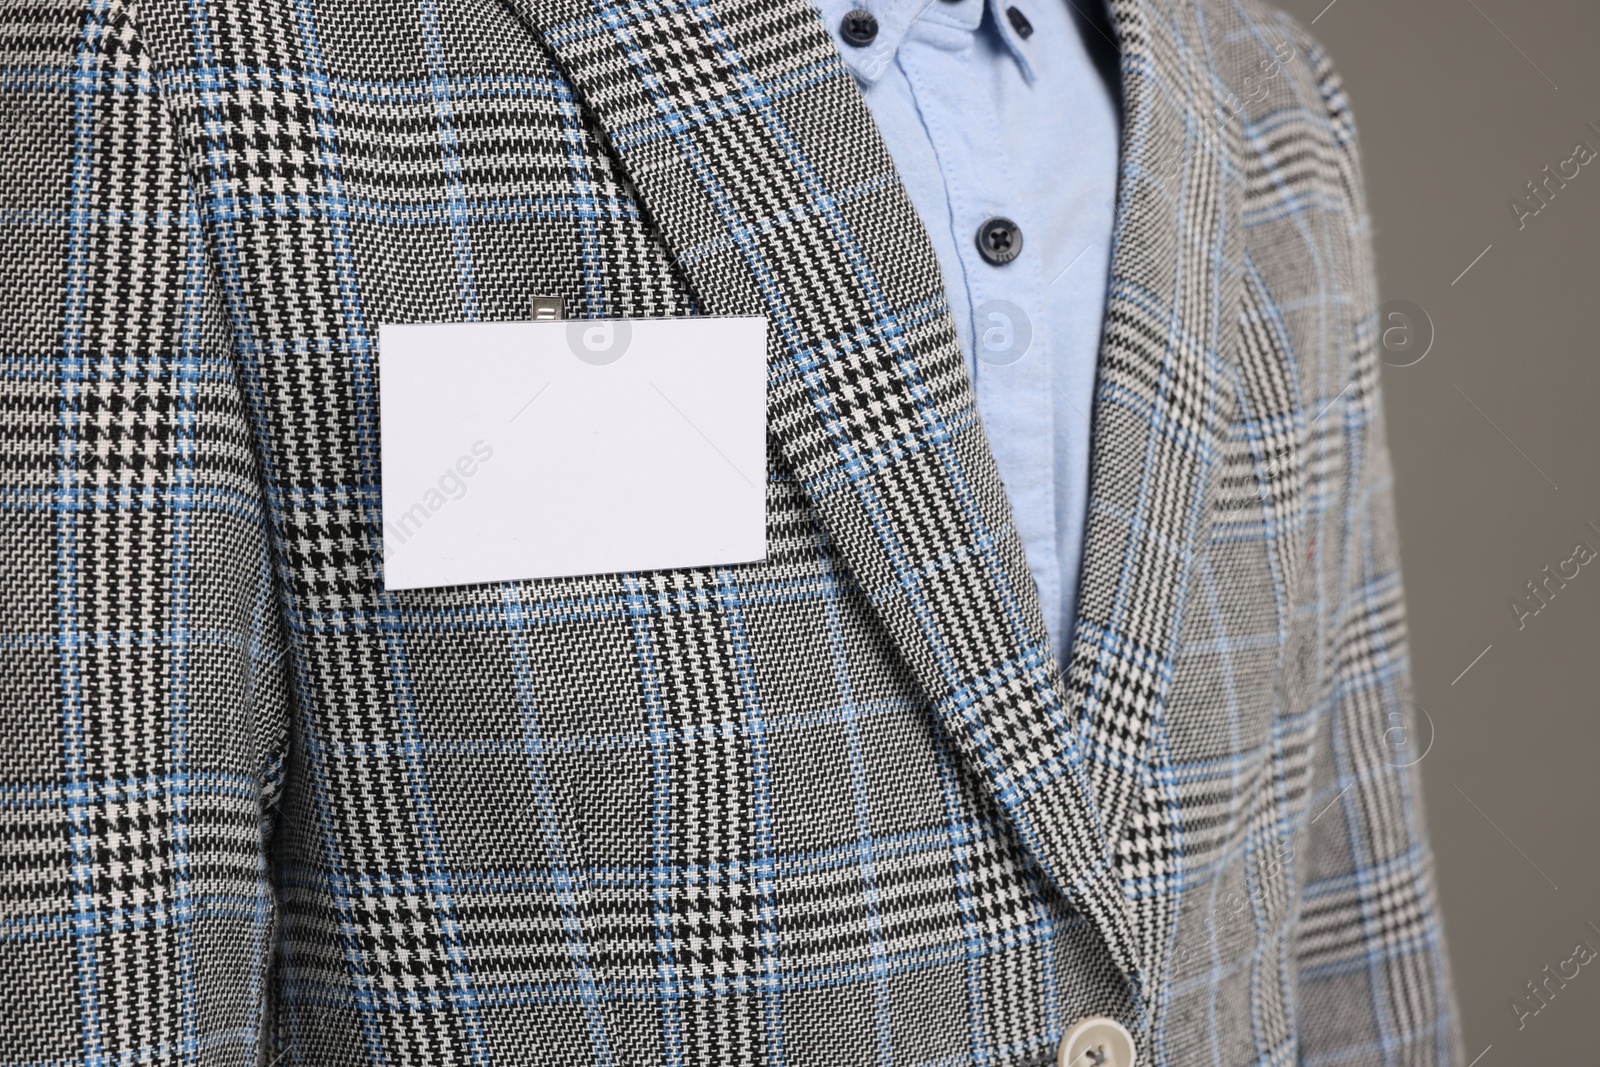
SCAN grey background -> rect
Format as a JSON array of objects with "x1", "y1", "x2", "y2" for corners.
[{"x1": 1273, "y1": 0, "x2": 1600, "y2": 1059}]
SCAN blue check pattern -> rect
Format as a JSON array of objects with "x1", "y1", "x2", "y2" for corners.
[{"x1": 0, "y1": 0, "x2": 1461, "y2": 1063}]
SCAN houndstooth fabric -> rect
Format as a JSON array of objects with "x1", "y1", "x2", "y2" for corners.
[{"x1": 0, "y1": 0, "x2": 1462, "y2": 1063}]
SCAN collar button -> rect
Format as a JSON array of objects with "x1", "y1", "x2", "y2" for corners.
[{"x1": 840, "y1": 10, "x2": 879, "y2": 47}]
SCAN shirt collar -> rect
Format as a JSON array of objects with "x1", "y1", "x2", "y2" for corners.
[{"x1": 814, "y1": 0, "x2": 1037, "y2": 86}]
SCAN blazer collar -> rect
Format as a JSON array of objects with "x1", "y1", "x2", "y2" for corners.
[{"x1": 501, "y1": 0, "x2": 1235, "y2": 995}]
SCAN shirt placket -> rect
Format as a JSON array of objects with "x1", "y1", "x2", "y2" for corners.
[{"x1": 895, "y1": 25, "x2": 1062, "y2": 647}]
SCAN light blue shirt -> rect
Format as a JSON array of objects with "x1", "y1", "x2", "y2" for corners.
[{"x1": 814, "y1": 0, "x2": 1121, "y2": 664}]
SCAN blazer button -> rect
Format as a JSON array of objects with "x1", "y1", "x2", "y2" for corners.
[
  {"x1": 840, "y1": 10, "x2": 879, "y2": 46},
  {"x1": 1058, "y1": 1016, "x2": 1136, "y2": 1067},
  {"x1": 976, "y1": 216, "x2": 1023, "y2": 265}
]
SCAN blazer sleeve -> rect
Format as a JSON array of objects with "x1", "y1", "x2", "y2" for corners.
[
  {"x1": 1286, "y1": 31, "x2": 1466, "y2": 1067},
  {"x1": 0, "y1": 2, "x2": 291, "y2": 1062}
]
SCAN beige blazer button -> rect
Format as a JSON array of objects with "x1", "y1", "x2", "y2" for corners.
[{"x1": 1057, "y1": 1016, "x2": 1136, "y2": 1067}]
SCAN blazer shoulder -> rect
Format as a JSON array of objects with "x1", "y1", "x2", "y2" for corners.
[
  {"x1": 1194, "y1": 0, "x2": 1359, "y2": 154},
  {"x1": 1178, "y1": 0, "x2": 1370, "y2": 238}
]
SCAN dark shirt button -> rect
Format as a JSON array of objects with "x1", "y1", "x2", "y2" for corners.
[
  {"x1": 1006, "y1": 6, "x2": 1034, "y2": 38},
  {"x1": 840, "y1": 10, "x2": 879, "y2": 47},
  {"x1": 976, "y1": 217, "x2": 1023, "y2": 266}
]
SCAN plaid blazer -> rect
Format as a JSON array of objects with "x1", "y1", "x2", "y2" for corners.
[{"x1": 0, "y1": 0, "x2": 1463, "y2": 1063}]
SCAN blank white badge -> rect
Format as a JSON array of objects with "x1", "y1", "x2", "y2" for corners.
[{"x1": 379, "y1": 316, "x2": 767, "y2": 591}]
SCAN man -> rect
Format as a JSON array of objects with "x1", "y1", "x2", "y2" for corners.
[{"x1": 0, "y1": 0, "x2": 1461, "y2": 1063}]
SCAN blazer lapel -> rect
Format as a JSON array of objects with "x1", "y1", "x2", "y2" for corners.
[
  {"x1": 501, "y1": 0, "x2": 1146, "y2": 983},
  {"x1": 1069, "y1": 0, "x2": 1239, "y2": 969},
  {"x1": 499, "y1": 0, "x2": 1232, "y2": 994}
]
